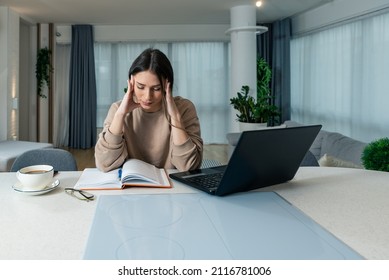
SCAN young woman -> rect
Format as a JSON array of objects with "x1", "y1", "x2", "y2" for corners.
[{"x1": 95, "y1": 48, "x2": 203, "y2": 172}]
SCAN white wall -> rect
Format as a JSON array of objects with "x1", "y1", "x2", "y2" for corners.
[
  {"x1": 292, "y1": 0, "x2": 389, "y2": 36},
  {"x1": 0, "y1": 7, "x2": 19, "y2": 141},
  {"x1": 0, "y1": 7, "x2": 8, "y2": 140}
]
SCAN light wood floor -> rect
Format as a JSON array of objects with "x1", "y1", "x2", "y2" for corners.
[{"x1": 64, "y1": 144, "x2": 228, "y2": 171}]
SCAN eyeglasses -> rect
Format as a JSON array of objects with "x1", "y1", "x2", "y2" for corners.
[{"x1": 65, "y1": 188, "x2": 95, "y2": 202}]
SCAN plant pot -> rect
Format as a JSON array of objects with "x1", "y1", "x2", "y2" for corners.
[{"x1": 239, "y1": 122, "x2": 267, "y2": 132}]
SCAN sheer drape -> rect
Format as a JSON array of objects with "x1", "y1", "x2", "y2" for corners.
[
  {"x1": 94, "y1": 43, "x2": 168, "y2": 128},
  {"x1": 291, "y1": 11, "x2": 389, "y2": 142},
  {"x1": 56, "y1": 42, "x2": 230, "y2": 145},
  {"x1": 94, "y1": 42, "x2": 230, "y2": 143},
  {"x1": 171, "y1": 43, "x2": 230, "y2": 143}
]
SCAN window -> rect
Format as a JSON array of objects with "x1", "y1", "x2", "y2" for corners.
[
  {"x1": 94, "y1": 42, "x2": 231, "y2": 143},
  {"x1": 291, "y1": 11, "x2": 389, "y2": 142}
]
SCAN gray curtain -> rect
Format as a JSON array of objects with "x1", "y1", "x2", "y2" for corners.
[
  {"x1": 257, "y1": 18, "x2": 291, "y2": 125},
  {"x1": 68, "y1": 25, "x2": 97, "y2": 149},
  {"x1": 257, "y1": 23, "x2": 273, "y2": 65}
]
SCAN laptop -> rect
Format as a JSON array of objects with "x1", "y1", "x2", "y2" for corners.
[{"x1": 169, "y1": 124, "x2": 322, "y2": 196}]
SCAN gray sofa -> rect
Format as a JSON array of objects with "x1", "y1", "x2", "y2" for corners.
[
  {"x1": 227, "y1": 121, "x2": 367, "y2": 168},
  {"x1": 0, "y1": 140, "x2": 53, "y2": 172},
  {"x1": 285, "y1": 121, "x2": 367, "y2": 168}
]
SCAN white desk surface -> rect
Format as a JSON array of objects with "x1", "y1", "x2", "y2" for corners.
[{"x1": 1, "y1": 167, "x2": 389, "y2": 260}]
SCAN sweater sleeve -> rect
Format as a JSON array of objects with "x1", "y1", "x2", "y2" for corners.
[
  {"x1": 94, "y1": 102, "x2": 128, "y2": 172},
  {"x1": 95, "y1": 98, "x2": 203, "y2": 172},
  {"x1": 170, "y1": 97, "x2": 203, "y2": 171}
]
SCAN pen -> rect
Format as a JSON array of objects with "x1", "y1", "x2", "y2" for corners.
[{"x1": 118, "y1": 168, "x2": 122, "y2": 181}]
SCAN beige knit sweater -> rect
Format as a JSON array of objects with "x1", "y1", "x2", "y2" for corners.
[{"x1": 95, "y1": 96, "x2": 203, "y2": 172}]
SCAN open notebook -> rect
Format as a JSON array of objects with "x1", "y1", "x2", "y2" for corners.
[{"x1": 74, "y1": 159, "x2": 171, "y2": 190}]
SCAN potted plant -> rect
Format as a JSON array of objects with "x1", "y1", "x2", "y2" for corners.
[
  {"x1": 35, "y1": 47, "x2": 53, "y2": 98},
  {"x1": 230, "y1": 57, "x2": 280, "y2": 131},
  {"x1": 361, "y1": 137, "x2": 389, "y2": 172}
]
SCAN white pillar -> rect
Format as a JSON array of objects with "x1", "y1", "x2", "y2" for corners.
[{"x1": 226, "y1": 4, "x2": 267, "y2": 131}]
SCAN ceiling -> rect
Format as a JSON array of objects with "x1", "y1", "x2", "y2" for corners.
[{"x1": 0, "y1": 0, "x2": 333, "y2": 25}]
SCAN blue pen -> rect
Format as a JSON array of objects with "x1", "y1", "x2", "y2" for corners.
[{"x1": 118, "y1": 168, "x2": 122, "y2": 181}]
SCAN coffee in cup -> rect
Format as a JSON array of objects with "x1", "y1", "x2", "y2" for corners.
[{"x1": 16, "y1": 165, "x2": 54, "y2": 190}]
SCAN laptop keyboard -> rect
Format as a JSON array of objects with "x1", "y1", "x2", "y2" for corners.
[{"x1": 185, "y1": 172, "x2": 224, "y2": 190}]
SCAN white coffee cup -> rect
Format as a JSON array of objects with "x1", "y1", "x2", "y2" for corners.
[{"x1": 16, "y1": 165, "x2": 54, "y2": 190}]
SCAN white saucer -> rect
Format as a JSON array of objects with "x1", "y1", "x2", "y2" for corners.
[{"x1": 12, "y1": 179, "x2": 60, "y2": 195}]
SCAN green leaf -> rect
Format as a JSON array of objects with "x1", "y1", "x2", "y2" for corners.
[
  {"x1": 229, "y1": 57, "x2": 281, "y2": 124},
  {"x1": 35, "y1": 47, "x2": 53, "y2": 98},
  {"x1": 362, "y1": 137, "x2": 389, "y2": 172}
]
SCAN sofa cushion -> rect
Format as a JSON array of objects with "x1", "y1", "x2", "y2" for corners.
[
  {"x1": 320, "y1": 132, "x2": 367, "y2": 167},
  {"x1": 284, "y1": 120, "x2": 367, "y2": 168},
  {"x1": 318, "y1": 154, "x2": 362, "y2": 168}
]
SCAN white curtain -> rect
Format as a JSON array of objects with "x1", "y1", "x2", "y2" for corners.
[
  {"x1": 94, "y1": 42, "x2": 230, "y2": 144},
  {"x1": 53, "y1": 44, "x2": 71, "y2": 147},
  {"x1": 94, "y1": 43, "x2": 168, "y2": 128},
  {"x1": 56, "y1": 42, "x2": 230, "y2": 145},
  {"x1": 291, "y1": 11, "x2": 389, "y2": 143},
  {"x1": 171, "y1": 43, "x2": 230, "y2": 143}
]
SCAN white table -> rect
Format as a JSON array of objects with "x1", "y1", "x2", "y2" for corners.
[{"x1": 1, "y1": 167, "x2": 389, "y2": 260}]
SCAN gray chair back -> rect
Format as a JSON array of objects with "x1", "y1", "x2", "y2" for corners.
[{"x1": 10, "y1": 148, "x2": 78, "y2": 172}]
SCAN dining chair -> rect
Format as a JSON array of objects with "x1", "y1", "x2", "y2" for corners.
[{"x1": 10, "y1": 148, "x2": 78, "y2": 172}]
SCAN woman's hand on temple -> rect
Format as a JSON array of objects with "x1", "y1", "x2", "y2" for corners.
[
  {"x1": 117, "y1": 76, "x2": 140, "y2": 116},
  {"x1": 164, "y1": 80, "x2": 181, "y2": 126},
  {"x1": 109, "y1": 76, "x2": 140, "y2": 136},
  {"x1": 164, "y1": 80, "x2": 190, "y2": 146}
]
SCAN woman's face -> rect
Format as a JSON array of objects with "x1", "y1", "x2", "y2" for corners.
[{"x1": 133, "y1": 70, "x2": 164, "y2": 113}]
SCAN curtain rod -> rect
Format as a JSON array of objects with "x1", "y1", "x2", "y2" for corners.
[{"x1": 292, "y1": 5, "x2": 389, "y2": 39}]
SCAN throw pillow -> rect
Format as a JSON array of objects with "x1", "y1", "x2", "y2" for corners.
[{"x1": 318, "y1": 154, "x2": 363, "y2": 169}]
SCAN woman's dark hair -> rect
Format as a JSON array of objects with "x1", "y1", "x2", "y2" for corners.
[{"x1": 129, "y1": 48, "x2": 174, "y2": 92}]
